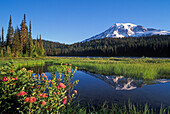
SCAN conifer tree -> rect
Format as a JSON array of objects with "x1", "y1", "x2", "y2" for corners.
[
  {"x1": 0, "y1": 36, "x2": 1, "y2": 46},
  {"x1": 20, "y1": 21, "x2": 24, "y2": 53},
  {"x1": 24, "y1": 14, "x2": 26, "y2": 24},
  {"x1": 6, "y1": 46, "x2": 12, "y2": 57},
  {"x1": 32, "y1": 38, "x2": 39, "y2": 57},
  {"x1": 12, "y1": 28, "x2": 20, "y2": 57},
  {"x1": 28, "y1": 21, "x2": 33, "y2": 57},
  {"x1": 20, "y1": 14, "x2": 29, "y2": 55},
  {"x1": 2, "y1": 27, "x2": 4, "y2": 46},
  {"x1": 38, "y1": 34, "x2": 45, "y2": 56},
  {"x1": 39, "y1": 34, "x2": 42, "y2": 48},
  {"x1": 0, "y1": 47, "x2": 3, "y2": 57},
  {"x1": 6, "y1": 15, "x2": 13, "y2": 48}
]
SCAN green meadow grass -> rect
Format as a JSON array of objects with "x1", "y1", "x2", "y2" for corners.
[
  {"x1": 0, "y1": 57, "x2": 170, "y2": 79},
  {"x1": 64, "y1": 101, "x2": 170, "y2": 114},
  {"x1": 51, "y1": 57, "x2": 170, "y2": 79}
]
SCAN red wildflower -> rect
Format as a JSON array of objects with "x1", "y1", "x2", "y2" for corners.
[
  {"x1": 48, "y1": 80, "x2": 51, "y2": 83},
  {"x1": 68, "y1": 70, "x2": 71, "y2": 73},
  {"x1": 2, "y1": 77, "x2": 7, "y2": 82},
  {"x1": 42, "y1": 101, "x2": 46, "y2": 105},
  {"x1": 57, "y1": 78, "x2": 62, "y2": 81},
  {"x1": 24, "y1": 97, "x2": 29, "y2": 102},
  {"x1": 17, "y1": 93, "x2": 20, "y2": 96},
  {"x1": 65, "y1": 63, "x2": 68, "y2": 66},
  {"x1": 59, "y1": 83, "x2": 66, "y2": 88},
  {"x1": 31, "y1": 97, "x2": 36, "y2": 102},
  {"x1": 57, "y1": 85, "x2": 60, "y2": 89},
  {"x1": 15, "y1": 77, "x2": 17, "y2": 80},
  {"x1": 24, "y1": 97, "x2": 36, "y2": 103},
  {"x1": 62, "y1": 98, "x2": 67, "y2": 104},
  {"x1": 38, "y1": 94, "x2": 43, "y2": 97},
  {"x1": 17, "y1": 91, "x2": 27, "y2": 96},
  {"x1": 42, "y1": 93, "x2": 48, "y2": 98},
  {"x1": 53, "y1": 92, "x2": 57, "y2": 95},
  {"x1": 69, "y1": 64, "x2": 72, "y2": 66},
  {"x1": 74, "y1": 90, "x2": 77, "y2": 94},
  {"x1": 28, "y1": 70, "x2": 33, "y2": 73},
  {"x1": 30, "y1": 99, "x2": 34, "y2": 103}
]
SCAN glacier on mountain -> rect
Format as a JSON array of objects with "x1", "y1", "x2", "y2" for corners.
[{"x1": 83, "y1": 23, "x2": 170, "y2": 42}]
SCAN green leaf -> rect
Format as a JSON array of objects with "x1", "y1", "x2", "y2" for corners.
[{"x1": 1, "y1": 71, "x2": 7, "y2": 75}]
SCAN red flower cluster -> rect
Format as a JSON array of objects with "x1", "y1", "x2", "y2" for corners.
[
  {"x1": 24, "y1": 97, "x2": 36, "y2": 103},
  {"x1": 41, "y1": 100, "x2": 46, "y2": 105},
  {"x1": 12, "y1": 77, "x2": 17, "y2": 80},
  {"x1": 53, "y1": 92, "x2": 60, "y2": 95},
  {"x1": 28, "y1": 70, "x2": 33, "y2": 73},
  {"x1": 38, "y1": 93, "x2": 48, "y2": 98},
  {"x1": 17, "y1": 91, "x2": 27, "y2": 96},
  {"x1": 57, "y1": 83, "x2": 66, "y2": 89},
  {"x1": 74, "y1": 90, "x2": 77, "y2": 94},
  {"x1": 62, "y1": 98, "x2": 67, "y2": 104},
  {"x1": 2, "y1": 77, "x2": 7, "y2": 82}
]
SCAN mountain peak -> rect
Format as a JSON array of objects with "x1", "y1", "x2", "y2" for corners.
[
  {"x1": 83, "y1": 23, "x2": 170, "y2": 42},
  {"x1": 114, "y1": 23, "x2": 137, "y2": 27}
]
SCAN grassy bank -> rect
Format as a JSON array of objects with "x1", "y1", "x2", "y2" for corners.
[
  {"x1": 0, "y1": 57, "x2": 170, "y2": 79},
  {"x1": 65, "y1": 102, "x2": 170, "y2": 114},
  {"x1": 51, "y1": 57, "x2": 170, "y2": 79}
]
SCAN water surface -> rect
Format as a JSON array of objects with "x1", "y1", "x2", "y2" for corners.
[{"x1": 23, "y1": 63, "x2": 170, "y2": 108}]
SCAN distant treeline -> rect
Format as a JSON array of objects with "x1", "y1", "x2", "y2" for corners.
[{"x1": 41, "y1": 35, "x2": 170, "y2": 57}]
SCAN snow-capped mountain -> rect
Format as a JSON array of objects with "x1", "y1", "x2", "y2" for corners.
[{"x1": 83, "y1": 23, "x2": 170, "y2": 42}]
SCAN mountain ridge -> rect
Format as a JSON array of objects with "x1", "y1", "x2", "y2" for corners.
[{"x1": 83, "y1": 23, "x2": 170, "y2": 42}]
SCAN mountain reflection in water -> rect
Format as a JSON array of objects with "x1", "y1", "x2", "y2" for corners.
[{"x1": 83, "y1": 71, "x2": 170, "y2": 91}]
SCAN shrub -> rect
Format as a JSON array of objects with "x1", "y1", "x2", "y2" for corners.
[{"x1": 0, "y1": 60, "x2": 79, "y2": 113}]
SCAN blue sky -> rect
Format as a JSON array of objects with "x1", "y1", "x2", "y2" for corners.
[{"x1": 0, "y1": 0, "x2": 170, "y2": 44}]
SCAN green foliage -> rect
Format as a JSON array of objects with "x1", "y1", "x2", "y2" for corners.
[
  {"x1": 51, "y1": 57, "x2": 170, "y2": 79},
  {"x1": 6, "y1": 46, "x2": 12, "y2": 57},
  {"x1": 40, "y1": 35, "x2": 170, "y2": 57},
  {"x1": 6, "y1": 15, "x2": 14, "y2": 48},
  {"x1": 0, "y1": 47, "x2": 4, "y2": 57},
  {"x1": 0, "y1": 14, "x2": 46, "y2": 58},
  {"x1": 0, "y1": 60, "x2": 79, "y2": 113},
  {"x1": 12, "y1": 28, "x2": 20, "y2": 57},
  {"x1": 63, "y1": 102, "x2": 170, "y2": 114}
]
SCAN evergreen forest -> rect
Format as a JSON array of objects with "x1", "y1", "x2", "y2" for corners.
[
  {"x1": 0, "y1": 14, "x2": 45, "y2": 57},
  {"x1": 40, "y1": 35, "x2": 170, "y2": 57}
]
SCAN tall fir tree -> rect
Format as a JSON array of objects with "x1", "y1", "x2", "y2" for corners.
[
  {"x1": 39, "y1": 34, "x2": 42, "y2": 48},
  {"x1": 2, "y1": 27, "x2": 4, "y2": 46},
  {"x1": 12, "y1": 27, "x2": 20, "y2": 57},
  {"x1": 20, "y1": 20, "x2": 24, "y2": 53},
  {"x1": 0, "y1": 36, "x2": 1, "y2": 46},
  {"x1": 32, "y1": 37, "x2": 39, "y2": 57},
  {"x1": 28, "y1": 21, "x2": 33, "y2": 57},
  {"x1": 24, "y1": 14, "x2": 26, "y2": 24},
  {"x1": 20, "y1": 14, "x2": 29, "y2": 55},
  {"x1": 6, "y1": 15, "x2": 14, "y2": 48}
]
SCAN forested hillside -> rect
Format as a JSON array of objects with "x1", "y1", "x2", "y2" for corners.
[
  {"x1": 0, "y1": 14, "x2": 45, "y2": 57},
  {"x1": 41, "y1": 35, "x2": 170, "y2": 57}
]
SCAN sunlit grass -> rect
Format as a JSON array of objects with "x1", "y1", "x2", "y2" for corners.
[{"x1": 1, "y1": 57, "x2": 170, "y2": 79}]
